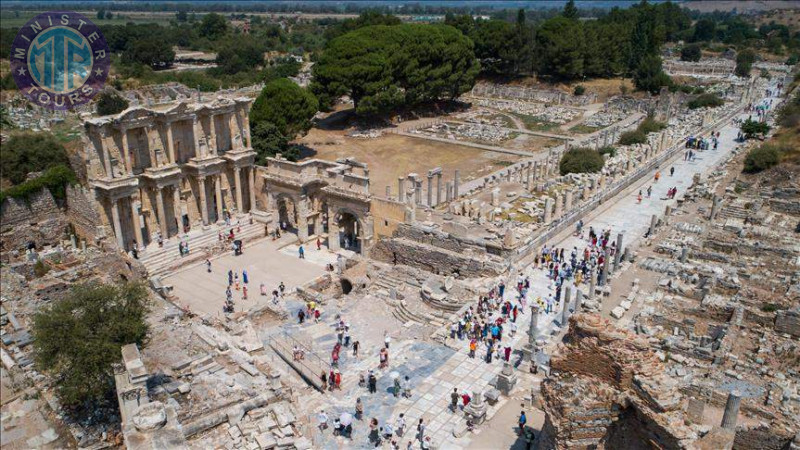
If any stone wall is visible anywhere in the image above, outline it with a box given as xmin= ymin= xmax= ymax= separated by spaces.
xmin=370 ymin=197 xmax=407 ymax=240
xmin=0 ymin=189 xmax=68 ymax=254
xmin=774 ymin=309 xmax=800 ymax=338
xmin=65 ymin=184 xmax=103 ymax=243
xmin=733 ymin=426 xmax=793 ymax=450
xmin=370 ymin=236 xmax=505 ymax=278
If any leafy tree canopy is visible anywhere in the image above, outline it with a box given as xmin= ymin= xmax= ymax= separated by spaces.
xmin=680 ymin=44 xmax=702 ymax=62
xmin=251 ymin=122 xmax=289 ymax=164
xmin=560 ymin=147 xmax=605 ymax=175
xmin=312 ymin=23 xmax=479 ymax=116
xmin=633 ymin=54 xmax=672 ymax=95
xmin=250 ymin=78 xmax=318 ymax=139
xmin=121 ymin=37 xmax=175 ymax=68
xmin=32 ymin=282 xmax=150 ymax=414
xmin=214 ymin=38 xmax=265 ymax=75
xmin=740 ymin=118 xmax=770 ymax=139
xmin=96 ymin=90 xmax=130 ymax=116
xmin=0 ymin=133 xmax=72 ymax=185
xmin=200 ymin=13 xmax=229 ymax=40
xmin=735 ymin=49 xmax=757 ymax=78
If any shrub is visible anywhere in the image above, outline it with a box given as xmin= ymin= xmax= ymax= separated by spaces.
xmin=33 ymin=260 xmax=50 ymax=278
xmin=680 ymin=44 xmax=702 ymax=62
xmin=637 ymin=116 xmax=667 ymax=134
xmin=786 ymin=54 xmax=798 ymax=66
xmin=95 ymin=90 xmax=129 ymax=116
xmin=559 ymin=147 xmax=605 ymax=175
xmin=598 ymin=146 xmax=617 ymax=157
xmin=687 ymin=93 xmax=724 ymax=109
xmin=573 ymin=85 xmax=586 ymax=96
xmin=740 ymin=119 xmax=771 ymax=139
xmin=735 ymin=49 xmax=756 ymax=78
xmin=0 ymin=165 xmax=78 ymax=204
xmin=32 ymin=282 xmax=150 ymax=415
xmin=618 ymin=130 xmax=647 ymax=145
xmin=761 ymin=303 xmax=779 ymax=313
xmin=743 ymin=145 xmax=780 ymax=173
xmin=0 ymin=133 xmax=72 ymax=185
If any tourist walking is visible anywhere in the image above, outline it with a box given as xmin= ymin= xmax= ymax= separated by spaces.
xmin=368 ymin=371 xmax=378 ymax=394
xmin=355 ymin=397 xmax=364 ymax=420
xmin=206 ymin=259 xmax=211 ymax=273
xmin=450 ymin=388 xmax=459 ymax=412
xmin=518 ymin=411 xmax=527 ymax=435
xmin=299 ymin=245 xmax=305 ymax=259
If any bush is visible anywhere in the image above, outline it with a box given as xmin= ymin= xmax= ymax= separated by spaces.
xmin=214 ymin=39 xmax=265 ymax=75
xmin=95 ymin=91 xmax=129 ymax=116
xmin=743 ymin=145 xmax=780 ymax=173
xmin=618 ymin=130 xmax=647 ymax=145
xmin=251 ymin=122 xmax=289 ymax=164
xmin=633 ymin=55 xmax=672 ymax=95
xmin=637 ymin=116 xmax=667 ymax=134
xmin=32 ymin=282 xmax=150 ymax=415
xmin=680 ymin=44 xmax=702 ymax=62
xmin=0 ymin=133 xmax=72 ymax=185
xmin=740 ymin=119 xmax=771 ymax=139
xmin=687 ymin=93 xmax=724 ymax=109
xmin=559 ymin=147 xmax=605 ymax=175
xmin=735 ymin=49 xmax=756 ymax=78
xmin=0 ymin=165 xmax=78 ymax=204
xmin=262 ymin=57 xmax=302 ymax=83
xmin=33 ymin=260 xmax=50 ymax=278
xmin=598 ymin=146 xmax=617 ymax=157
xmin=250 ymin=79 xmax=318 ymax=139
xmin=787 ymin=54 xmax=799 ymax=66
xmin=573 ymin=85 xmax=586 ymax=96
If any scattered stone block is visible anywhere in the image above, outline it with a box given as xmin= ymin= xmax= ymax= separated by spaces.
xmin=610 ymin=307 xmax=625 ymax=319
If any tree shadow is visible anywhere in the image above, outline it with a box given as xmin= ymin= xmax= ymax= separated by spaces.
xmin=292 ymin=144 xmax=318 ymax=159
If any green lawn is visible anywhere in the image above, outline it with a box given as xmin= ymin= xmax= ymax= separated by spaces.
xmin=511 ymin=113 xmax=562 ymax=134
xmin=0 ymin=10 xmax=173 ymax=28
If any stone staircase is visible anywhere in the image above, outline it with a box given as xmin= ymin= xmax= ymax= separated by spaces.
xmin=373 ymin=272 xmax=422 ymax=292
xmin=718 ymin=204 xmax=748 ymax=220
xmin=139 ymin=216 xmax=266 ymax=278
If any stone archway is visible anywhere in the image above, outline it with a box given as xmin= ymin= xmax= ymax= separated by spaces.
xmin=276 ymin=195 xmax=299 ymax=234
xmin=333 ymin=209 xmax=362 ymax=253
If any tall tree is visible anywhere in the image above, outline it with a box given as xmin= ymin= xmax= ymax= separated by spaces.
xmin=32 ymin=282 xmax=150 ymax=414
xmin=563 ymin=0 xmax=579 ymax=19
xmin=633 ymin=54 xmax=672 ymax=94
xmin=199 ymin=12 xmax=228 ymax=40
xmin=735 ymin=49 xmax=757 ymax=77
xmin=535 ymin=17 xmax=584 ymax=80
xmin=250 ymin=78 xmax=318 ymax=139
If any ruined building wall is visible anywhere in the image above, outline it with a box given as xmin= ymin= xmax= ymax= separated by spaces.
xmin=65 ymin=184 xmax=103 ymax=242
xmin=0 ymin=189 xmax=68 ymax=253
xmin=732 ymin=426 xmax=794 ymax=450
xmin=370 ymin=197 xmax=408 ymax=239
xmin=370 ymin=223 xmax=507 ymax=278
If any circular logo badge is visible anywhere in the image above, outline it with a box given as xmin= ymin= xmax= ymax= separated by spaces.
xmin=10 ymin=11 xmax=109 ymax=111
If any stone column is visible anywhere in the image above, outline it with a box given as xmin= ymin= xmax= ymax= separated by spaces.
xmin=721 ymin=391 xmax=741 ymax=430
xmin=165 ymin=122 xmax=176 ymax=164
xmin=248 ymin=167 xmax=257 ymax=212
xmin=296 ymin=199 xmax=309 ymax=242
xmin=328 ymin=206 xmax=340 ymax=251
xmin=101 ymin=133 xmax=113 ymax=178
xmin=565 ymin=190 xmax=573 ymax=210
xmin=436 ymin=173 xmax=442 ymax=205
xmin=193 ymin=117 xmax=205 ymax=158
xmin=243 ymin=117 xmax=251 ymax=148
xmin=427 ymin=174 xmax=433 ymax=206
xmin=229 ymin=112 xmax=239 ymax=150
xmin=198 ymin=176 xmax=209 ymax=226
xmin=529 ymin=306 xmax=539 ymax=344
xmin=208 ymin=114 xmax=217 ymax=155
xmin=649 ymin=214 xmax=658 ymax=236
xmin=415 ymin=180 xmax=422 ymax=205
xmin=130 ymin=198 xmax=144 ymax=248
xmin=385 ymin=186 xmax=391 ymax=197
xmin=613 ymin=232 xmax=624 ymax=272
xmin=710 ymin=195 xmax=721 ymax=221
xmin=544 ymin=197 xmax=553 ymax=223
xmin=120 ymin=127 xmax=133 ymax=175
xmin=589 ymin=270 xmax=596 ymax=300
xmin=446 ymin=182 xmax=453 ymax=202
xmin=554 ymin=194 xmax=563 ymax=218
xmin=601 ymin=248 xmax=610 ymax=286
xmin=234 ymin=166 xmax=243 ymax=213
xmin=397 ymin=177 xmax=405 ymax=203
xmin=664 ymin=205 xmax=672 ymax=225
xmin=680 ymin=246 xmax=689 ymax=263
xmin=453 ymin=170 xmax=460 ymax=198
xmin=145 ymin=126 xmax=157 ymax=168
xmin=156 ymin=187 xmax=168 ymax=238
xmin=561 ymin=287 xmax=571 ymax=325
xmin=491 ymin=188 xmax=500 ymax=207
xmin=172 ymin=184 xmax=181 ymax=227
xmin=110 ymin=198 xmax=125 ymax=249
xmin=215 ymin=175 xmax=224 ymax=222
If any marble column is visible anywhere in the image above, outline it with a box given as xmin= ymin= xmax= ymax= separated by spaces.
xmin=193 ymin=118 xmax=205 ymax=158
xmin=101 ymin=132 xmax=113 ymax=178
xmin=589 ymin=270 xmax=597 ymax=300
xmin=198 ymin=176 xmax=209 ymax=225
xmin=554 ymin=194 xmax=563 ymax=218
xmin=561 ymin=287 xmax=571 ymax=325
xmin=229 ymin=112 xmax=239 ymax=150
xmin=156 ymin=187 xmax=168 ymax=238
xmin=427 ymin=175 xmax=433 ymax=206
xmin=165 ymin=122 xmax=176 ymax=164
xmin=145 ymin=127 xmax=157 ymax=167
xmin=234 ymin=167 xmax=243 ymax=213
xmin=601 ymin=248 xmax=610 ymax=286
xmin=436 ymin=173 xmax=442 ymax=205
xmin=243 ymin=118 xmax=251 ymax=148
xmin=415 ymin=180 xmax=422 ymax=205
xmin=215 ymin=175 xmax=224 ymax=222
xmin=565 ymin=190 xmax=573 ymax=211
xmin=528 ymin=306 xmax=539 ymax=344
xmin=110 ymin=198 xmax=125 ymax=249
xmin=296 ymin=199 xmax=309 ymax=242
xmin=649 ymin=214 xmax=658 ymax=236
xmin=544 ymin=197 xmax=553 ymax=223
xmin=172 ymin=184 xmax=181 ymax=228
xmin=328 ymin=207 xmax=340 ymax=251
xmin=453 ymin=170 xmax=460 ymax=198
xmin=120 ymin=127 xmax=133 ymax=175
xmin=208 ymin=114 xmax=217 ymax=155
xmin=248 ymin=167 xmax=257 ymax=212
xmin=721 ymin=391 xmax=741 ymax=430
xmin=613 ymin=233 xmax=624 ymax=272
xmin=130 ymin=198 xmax=144 ymax=248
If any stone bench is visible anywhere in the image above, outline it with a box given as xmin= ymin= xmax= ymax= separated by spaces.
xmin=484 ymin=388 xmax=501 ymax=405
